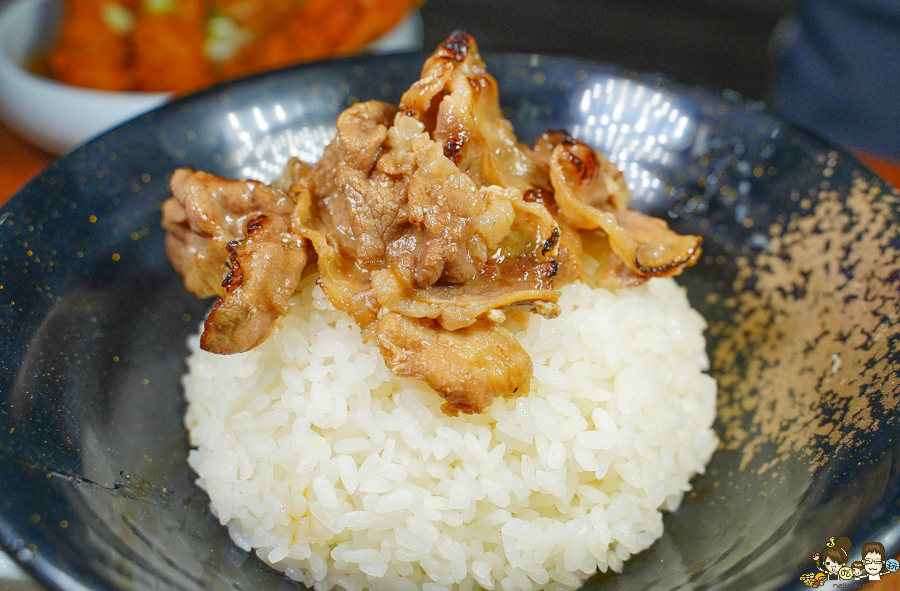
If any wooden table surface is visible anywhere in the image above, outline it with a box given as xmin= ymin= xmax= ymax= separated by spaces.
xmin=0 ymin=120 xmax=54 ymax=204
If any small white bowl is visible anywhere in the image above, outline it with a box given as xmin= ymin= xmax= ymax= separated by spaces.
xmin=0 ymin=0 xmax=423 ymax=154
xmin=0 ymin=0 xmax=170 ymax=154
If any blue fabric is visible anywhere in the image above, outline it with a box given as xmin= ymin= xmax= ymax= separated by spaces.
xmin=773 ymin=0 xmax=900 ymax=159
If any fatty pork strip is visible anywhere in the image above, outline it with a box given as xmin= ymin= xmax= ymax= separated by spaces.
xmin=161 ymin=30 xmax=702 ymax=416
xmin=542 ymin=133 xmax=702 ymax=281
xmin=161 ymin=168 xmax=308 ymax=354
xmin=399 ymin=31 xmax=545 ymax=192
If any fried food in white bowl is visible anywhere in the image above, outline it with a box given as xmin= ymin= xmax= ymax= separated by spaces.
xmin=0 ymin=0 xmax=170 ymax=153
xmin=0 ymin=0 xmax=422 ymax=153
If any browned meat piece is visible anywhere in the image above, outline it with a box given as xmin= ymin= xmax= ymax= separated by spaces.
xmin=546 ymin=219 xmax=585 ymax=286
xmin=546 ymin=135 xmax=702 ymax=280
xmin=170 ymin=168 xmax=297 ymax=239
xmin=161 ymin=168 xmax=309 ymax=355
xmin=339 ymin=165 xmax=409 ymax=265
xmin=370 ymin=253 xmax=561 ymax=331
xmin=406 ymin=146 xmax=488 ymax=287
xmin=161 ymin=168 xmax=299 ymax=298
xmin=579 ymin=231 xmax=646 ymax=289
xmin=293 ymin=176 xmax=382 ymax=328
xmin=270 ymin=157 xmax=313 ymax=195
xmin=364 ymin=312 xmax=532 ymax=415
xmin=307 ymin=101 xmax=401 ymax=262
xmin=400 ymin=31 xmax=544 ymax=192
xmin=544 ymin=133 xmax=629 ymax=222
xmin=201 ymin=215 xmax=308 ymax=354
xmin=365 ymin=191 xmax=564 ymax=330
xmin=614 ymin=209 xmax=703 ymax=276
xmin=337 ymin=101 xmax=398 ymax=172
xmin=161 ymin=196 xmax=218 ymax=298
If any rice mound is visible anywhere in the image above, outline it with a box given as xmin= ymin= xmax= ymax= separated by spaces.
xmin=183 ymin=269 xmax=718 ymax=591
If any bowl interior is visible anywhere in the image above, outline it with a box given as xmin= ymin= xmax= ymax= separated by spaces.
xmin=1 ymin=52 xmax=900 ymax=591
xmin=0 ymin=0 xmax=61 ymax=64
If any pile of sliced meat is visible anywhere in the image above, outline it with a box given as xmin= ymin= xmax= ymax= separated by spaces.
xmin=161 ymin=32 xmax=701 ymax=415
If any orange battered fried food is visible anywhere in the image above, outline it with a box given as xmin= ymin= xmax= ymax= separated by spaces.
xmin=132 ymin=0 xmax=213 ymax=93
xmin=223 ymin=0 xmax=420 ymax=79
xmin=47 ymin=0 xmax=136 ymax=91
xmin=211 ymin=0 xmax=310 ymax=31
xmin=44 ymin=0 xmax=420 ymax=93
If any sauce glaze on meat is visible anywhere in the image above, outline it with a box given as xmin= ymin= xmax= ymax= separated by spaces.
xmin=161 ymin=32 xmax=702 ymax=416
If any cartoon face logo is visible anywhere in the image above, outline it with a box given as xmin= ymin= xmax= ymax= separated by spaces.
xmin=864 ymin=552 xmax=884 ymax=575
xmin=862 ymin=541 xmax=887 ymax=576
xmin=811 ymin=538 xmax=895 ymax=581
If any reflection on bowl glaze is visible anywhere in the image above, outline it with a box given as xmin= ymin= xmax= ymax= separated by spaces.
xmin=0 ymin=52 xmax=899 ymax=591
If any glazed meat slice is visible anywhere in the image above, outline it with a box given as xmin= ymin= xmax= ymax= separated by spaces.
xmin=201 ymin=215 xmax=308 ymax=354
xmin=162 ymin=196 xmax=219 ymax=298
xmin=531 ymin=130 xmax=629 ymax=213
xmin=400 ymin=31 xmax=544 ymax=192
xmin=364 ymin=312 xmax=532 ymax=415
xmin=339 ymin=164 xmax=409 ymax=264
xmin=368 ymin=188 xmax=564 ymax=330
xmin=162 ymin=168 xmax=299 ymax=298
xmin=337 ymin=100 xmax=398 ymax=172
xmin=612 ymin=209 xmax=703 ymax=276
xmin=370 ymin=256 xmax=560 ymax=332
xmin=405 ymin=140 xmax=494 ymax=287
xmin=542 ymin=133 xmax=629 ymax=224
xmin=311 ymin=103 xmax=505 ymax=287
xmin=545 ymin=134 xmax=702 ymax=281
xmin=293 ymin=175 xmax=382 ymax=329
xmin=161 ymin=168 xmax=309 ymax=354
xmin=307 ymin=101 xmax=403 ymax=262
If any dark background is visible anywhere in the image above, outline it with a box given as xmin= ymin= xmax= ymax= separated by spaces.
xmin=418 ymin=0 xmax=795 ymax=101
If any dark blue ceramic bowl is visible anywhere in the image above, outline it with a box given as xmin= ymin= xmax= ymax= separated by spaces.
xmin=1 ymin=52 xmax=899 ymax=591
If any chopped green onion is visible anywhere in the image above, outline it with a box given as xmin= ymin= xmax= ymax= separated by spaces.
xmin=143 ymin=0 xmax=177 ymax=16
xmin=100 ymin=3 xmax=135 ymax=35
xmin=204 ymin=15 xmax=251 ymax=63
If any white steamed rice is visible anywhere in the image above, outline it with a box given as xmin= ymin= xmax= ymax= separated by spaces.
xmin=183 ymin=269 xmax=718 ymax=591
